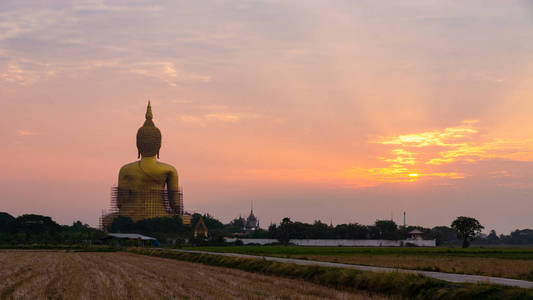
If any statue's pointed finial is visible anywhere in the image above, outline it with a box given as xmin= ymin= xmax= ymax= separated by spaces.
xmin=146 ymin=100 xmax=153 ymax=120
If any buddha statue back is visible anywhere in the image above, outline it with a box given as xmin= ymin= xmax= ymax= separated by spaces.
xmin=109 ymin=102 xmax=182 ymax=223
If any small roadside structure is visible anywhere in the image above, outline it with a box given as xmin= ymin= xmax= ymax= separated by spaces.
xmin=194 ymin=217 xmax=208 ymax=238
xmin=408 ymin=229 xmax=424 ymax=240
xmin=103 ymin=233 xmax=159 ymax=246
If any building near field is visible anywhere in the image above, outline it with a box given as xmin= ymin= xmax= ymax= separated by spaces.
xmin=103 ymin=233 xmax=159 ymax=246
xmin=407 ymin=229 xmax=424 ymax=240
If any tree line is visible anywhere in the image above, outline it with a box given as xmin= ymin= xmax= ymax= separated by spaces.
xmin=2 ymin=211 xmax=533 ymax=248
xmin=0 ymin=212 xmax=105 ymax=245
xmin=233 ymin=216 xmax=531 ymax=248
xmin=108 ymin=213 xmax=224 ymax=245
xmin=0 ymin=212 xmax=223 ymax=246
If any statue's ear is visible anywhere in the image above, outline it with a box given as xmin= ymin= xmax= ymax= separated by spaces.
xmin=138 ymin=151 xmax=141 ymax=159
xmin=157 ymin=150 xmax=160 ymax=159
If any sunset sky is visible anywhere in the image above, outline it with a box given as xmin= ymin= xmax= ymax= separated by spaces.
xmin=1 ymin=0 xmax=532 ymax=233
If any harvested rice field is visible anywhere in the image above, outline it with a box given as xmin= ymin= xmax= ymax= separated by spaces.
xmin=0 ymin=250 xmax=384 ymax=299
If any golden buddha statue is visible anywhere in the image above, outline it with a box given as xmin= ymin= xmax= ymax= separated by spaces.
xmin=114 ymin=101 xmax=182 ymax=221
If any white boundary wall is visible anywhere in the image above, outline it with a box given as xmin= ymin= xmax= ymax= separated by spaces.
xmin=224 ymin=238 xmax=436 ymax=247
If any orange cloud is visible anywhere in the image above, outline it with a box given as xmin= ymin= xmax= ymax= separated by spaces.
xmin=376 ymin=121 xmax=533 ymax=166
xmin=380 ymin=148 xmax=417 ymax=165
xmin=376 ymin=120 xmax=479 ymax=148
xmin=349 ymin=120 xmax=533 ymax=185
xmin=427 ymin=139 xmax=533 ymax=165
xmin=340 ymin=166 xmax=467 ymax=187
xmin=17 ymin=130 xmax=34 ymax=136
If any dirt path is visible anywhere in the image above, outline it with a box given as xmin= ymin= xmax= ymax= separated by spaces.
xmin=0 ymin=251 xmax=383 ymax=299
xmin=178 ymin=249 xmax=533 ymax=289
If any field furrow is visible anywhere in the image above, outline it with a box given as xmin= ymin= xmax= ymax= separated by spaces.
xmin=0 ymin=250 xmax=383 ymax=299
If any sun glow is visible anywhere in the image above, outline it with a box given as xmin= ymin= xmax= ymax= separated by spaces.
xmin=362 ymin=120 xmax=533 ymax=185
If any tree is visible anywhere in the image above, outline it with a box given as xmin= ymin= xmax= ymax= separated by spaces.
xmin=274 ymin=217 xmax=293 ymax=245
xmin=487 ymin=229 xmax=499 ymax=244
xmin=311 ymin=220 xmax=331 ymax=239
xmin=15 ymin=214 xmax=61 ymax=244
xmin=109 ymin=216 xmax=134 ymax=233
xmin=0 ymin=212 xmax=15 ymax=233
xmin=268 ymin=223 xmax=277 ymax=235
xmin=59 ymin=220 xmax=94 ymax=244
xmin=200 ymin=214 xmax=224 ymax=230
xmin=430 ymin=226 xmax=459 ymax=246
xmin=451 ymin=216 xmax=484 ymax=248
xmin=333 ymin=223 xmax=368 ymax=239
xmin=225 ymin=217 xmax=246 ymax=233
xmin=373 ymin=220 xmax=399 ymax=240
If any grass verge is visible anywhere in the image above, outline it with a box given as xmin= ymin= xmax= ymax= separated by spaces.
xmin=128 ymin=248 xmax=533 ymax=300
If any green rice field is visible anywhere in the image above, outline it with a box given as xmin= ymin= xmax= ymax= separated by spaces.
xmin=184 ymin=246 xmax=533 ymax=280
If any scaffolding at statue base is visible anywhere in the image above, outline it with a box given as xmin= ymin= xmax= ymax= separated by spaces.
xmin=100 ymin=187 xmax=183 ymax=230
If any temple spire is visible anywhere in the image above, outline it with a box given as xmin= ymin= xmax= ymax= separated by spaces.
xmin=146 ymin=100 xmax=153 ymax=120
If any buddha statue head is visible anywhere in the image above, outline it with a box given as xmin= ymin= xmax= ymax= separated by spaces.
xmin=136 ymin=101 xmax=161 ymax=158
